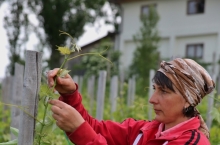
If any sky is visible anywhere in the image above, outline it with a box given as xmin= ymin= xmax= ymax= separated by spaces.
xmin=0 ymin=3 xmax=9 ymax=79
xmin=0 ymin=2 xmax=114 ymax=80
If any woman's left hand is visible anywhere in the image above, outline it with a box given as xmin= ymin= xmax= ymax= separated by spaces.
xmin=48 ymin=99 xmax=85 ymax=132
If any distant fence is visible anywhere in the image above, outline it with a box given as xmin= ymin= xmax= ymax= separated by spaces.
xmin=73 ymin=72 xmax=137 ymax=118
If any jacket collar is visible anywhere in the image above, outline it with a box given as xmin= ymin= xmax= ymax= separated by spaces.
xmin=158 ymin=117 xmax=200 ymax=140
xmin=141 ymin=117 xmax=200 ymax=140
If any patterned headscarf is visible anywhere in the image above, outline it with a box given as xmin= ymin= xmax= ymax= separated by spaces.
xmin=158 ymin=58 xmax=215 ymax=138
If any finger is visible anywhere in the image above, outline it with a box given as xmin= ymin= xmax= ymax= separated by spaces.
xmin=51 ymin=105 xmax=62 ymax=114
xmin=56 ymin=74 xmax=73 ymax=85
xmin=48 ymin=99 xmax=67 ymax=109
xmin=47 ymin=68 xmax=60 ymax=87
xmin=59 ymin=72 xmax=72 ymax=79
xmin=56 ymin=120 xmax=62 ymax=128
xmin=52 ymin=113 xmax=60 ymax=121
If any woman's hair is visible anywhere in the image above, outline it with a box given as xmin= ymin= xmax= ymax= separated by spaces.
xmin=152 ymin=71 xmax=195 ymax=118
xmin=182 ymin=106 xmax=196 ymax=118
xmin=152 ymin=71 xmax=175 ymax=92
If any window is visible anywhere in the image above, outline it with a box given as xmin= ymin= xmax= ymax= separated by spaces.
xmin=186 ymin=44 xmax=203 ymax=58
xmin=141 ymin=4 xmax=156 ymax=16
xmin=187 ymin=0 xmax=205 ymax=15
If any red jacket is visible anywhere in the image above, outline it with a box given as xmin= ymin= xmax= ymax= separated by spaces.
xmin=59 ymin=88 xmax=210 ymax=145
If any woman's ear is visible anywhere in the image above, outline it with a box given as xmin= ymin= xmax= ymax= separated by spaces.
xmin=184 ymin=102 xmax=190 ymax=108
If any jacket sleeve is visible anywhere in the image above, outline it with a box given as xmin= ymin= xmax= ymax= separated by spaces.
xmin=66 ymin=121 xmax=108 ymax=145
xmin=59 ymin=84 xmax=147 ymax=145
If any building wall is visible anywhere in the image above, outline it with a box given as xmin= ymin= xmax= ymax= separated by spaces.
xmin=118 ymin=0 xmax=220 ymax=73
xmin=175 ymin=34 xmax=218 ymax=61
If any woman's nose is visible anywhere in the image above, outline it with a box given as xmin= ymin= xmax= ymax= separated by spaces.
xmin=149 ymin=92 xmax=158 ymax=104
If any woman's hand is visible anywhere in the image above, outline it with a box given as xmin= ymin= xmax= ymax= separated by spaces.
xmin=47 ymin=68 xmax=76 ymax=94
xmin=49 ymin=99 xmax=85 ymax=132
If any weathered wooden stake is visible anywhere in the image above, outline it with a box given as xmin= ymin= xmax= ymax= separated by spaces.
xmin=96 ymin=71 xmax=107 ymax=120
xmin=1 ymin=76 xmax=13 ymax=122
xmin=218 ymin=54 xmax=220 ymax=95
xmin=131 ymin=76 xmax=136 ymax=105
xmin=206 ymin=74 xmax=217 ymax=129
xmin=79 ymin=76 xmax=83 ymax=93
xmin=206 ymin=52 xmax=218 ymax=129
xmin=148 ymin=69 xmax=155 ymax=120
xmin=110 ymin=75 xmax=118 ymax=115
xmin=18 ymin=50 xmax=42 ymax=145
xmin=73 ymin=75 xmax=79 ymax=84
xmin=127 ymin=76 xmax=136 ymax=106
xmin=217 ymin=75 xmax=220 ymax=95
xmin=119 ymin=71 xmax=125 ymax=98
xmin=10 ymin=63 xmax=24 ymax=139
xmin=127 ymin=79 xmax=132 ymax=106
xmin=87 ymin=75 xmax=95 ymax=115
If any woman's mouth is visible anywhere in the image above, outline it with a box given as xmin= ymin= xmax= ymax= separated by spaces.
xmin=154 ymin=109 xmax=161 ymax=114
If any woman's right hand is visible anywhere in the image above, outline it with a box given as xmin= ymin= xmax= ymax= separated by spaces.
xmin=48 ymin=99 xmax=85 ymax=132
xmin=47 ymin=68 xmax=76 ymax=94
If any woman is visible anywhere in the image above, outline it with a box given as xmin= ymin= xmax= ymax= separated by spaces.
xmin=47 ymin=58 xmax=215 ymax=145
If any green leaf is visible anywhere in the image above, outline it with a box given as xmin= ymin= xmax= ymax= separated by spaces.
xmin=41 ymin=141 xmax=51 ymax=145
xmin=0 ymin=139 xmax=18 ymax=145
xmin=211 ymin=107 xmax=220 ymax=123
xmin=35 ymin=122 xmax=43 ymax=132
xmin=43 ymin=116 xmax=56 ymax=134
xmin=56 ymin=46 xmax=71 ymax=55
xmin=10 ymin=127 xmax=19 ymax=137
xmin=39 ymin=84 xmax=59 ymax=99
xmin=58 ymin=69 xmax=71 ymax=78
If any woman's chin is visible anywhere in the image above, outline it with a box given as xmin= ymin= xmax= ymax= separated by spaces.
xmin=154 ymin=115 xmax=163 ymax=122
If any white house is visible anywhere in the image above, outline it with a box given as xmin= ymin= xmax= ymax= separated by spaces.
xmin=110 ymin=0 xmax=220 ymax=75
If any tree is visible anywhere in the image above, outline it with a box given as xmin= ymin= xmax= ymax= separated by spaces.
xmin=129 ymin=6 xmax=160 ymax=95
xmin=29 ymin=0 xmax=111 ymax=69
xmin=3 ymin=0 xmax=26 ymax=75
xmin=3 ymin=0 xmax=119 ymax=75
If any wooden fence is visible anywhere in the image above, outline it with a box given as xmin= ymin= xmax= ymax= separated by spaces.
xmin=1 ymin=50 xmax=42 ymax=145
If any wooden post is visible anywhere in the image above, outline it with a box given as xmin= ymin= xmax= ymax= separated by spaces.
xmin=217 ymin=75 xmax=220 ymax=95
xmin=1 ymin=76 xmax=13 ymax=110
xmin=127 ymin=76 xmax=136 ymax=106
xmin=148 ymin=69 xmax=155 ymax=120
xmin=119 ymin=71 xmax=124 ymax=98
xmin=206 ymin=52 xmax=218 ymax=129
xmin=110 ymin=75 xmax=118 ymax=115
xmin=96 ymin=71 xmax=107 ymax=120
xmin=131 ymin=76 xmax=136 ymax=105
xmin=127 ymin=78 xmax=132 ymax=106
xmin=87 ymin=75 xmax=95 ymax=114
xmin=10 ymin=63 xmax=24 ymax=140
xmin=1 ymin=76 xmax=13 ymax=122
xmin=18 ymin=50 xmax=42 ymax=145
xmin=73 ymin=75 xmax=79 ymax=84
xmin=79 ymin=76 xmax=83 ymax=93
xmin=217 ymin=54 xmax=220 ymax=95
xmin=206 ymin=74 xmax=217 ymax=129
xmin=73 ymin=75 xmax=80 ymax=93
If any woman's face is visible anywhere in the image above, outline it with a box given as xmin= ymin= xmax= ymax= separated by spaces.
xmin=149 ymin=83 xmax=188 ymax=128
